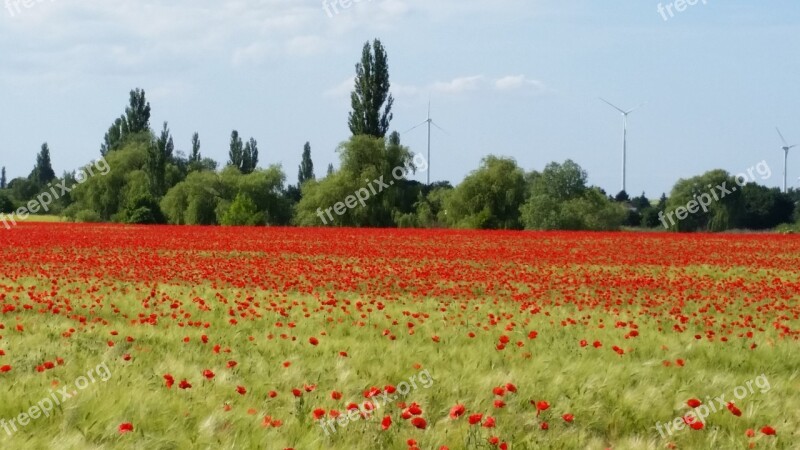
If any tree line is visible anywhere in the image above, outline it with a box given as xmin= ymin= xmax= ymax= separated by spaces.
xmin=1 ymin=39 xmax=798 ymax=232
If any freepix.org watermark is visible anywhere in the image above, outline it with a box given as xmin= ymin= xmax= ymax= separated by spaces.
xmin=657 ymin=0 xmax=708 ymax=22
xmin=1 ymin=361 xmax=112 ymax=436
xmin=318 ymin=369 xmax=434 ymax=435
xmin=315 ymin=153 xmax=428 ymax=225
xmin=4 ymin=0 xmax=56 ymax=18
xmin=322 ymin=0 xmax=375 ymax=18
xmin=658 ymin=160 xmax=771 ymax=229
xmin=655 ymin=374 xmax=771 ymax=438
xmin=0 ymin=157 xmax=110 ymax=230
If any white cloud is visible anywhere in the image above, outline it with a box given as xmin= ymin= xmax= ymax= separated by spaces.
xmin=431 ymin=75 xmax=485 ymax=94
xmin=494 ymin=75 xmax=547 ymax=92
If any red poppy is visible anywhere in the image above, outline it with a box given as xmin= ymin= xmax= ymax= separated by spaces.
xmin=411 ymin=417 xmax=427 ymax=429
xmin=687 ymin=398 xmax=702 ymax=408
xmin=381 ymin=415 xmax=392 ymax=430
xmin=118 ymin=423 xmax=134 ymax=434
xmin=449 ymin=404 xmax=466 ymax=419
xmin=760 ymin=426 xmax=776 ymax=436
xmin=202 ymin=370 xmax=215 ymax=380
xmin=562 ymin=413 xmax=574 ymax=422
xmin=726 ymin=402 xmax=742 ymax=417
xmin=468 ymin=413 xmax=483 ymax=425
xmin=236 ymin=385 xmax=247 ymax=395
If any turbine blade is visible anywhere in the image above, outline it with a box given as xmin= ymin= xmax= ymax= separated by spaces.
xmin=431 ymin=120 xmax=448 ymax=135
xmin=777 ymin=127 xmax=789 ymax=147
xmin=599 ymin=98 xmax=626 ymax=114
xmin=790 ymin=145 xmax=798 ymax=150
xmin=403 ymin=120 xmax=429 ymax=134
xmin=626 ymin=102 xmax=646 ymax=114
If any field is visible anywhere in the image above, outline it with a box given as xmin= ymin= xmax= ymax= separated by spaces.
xmin=0 ymin=223 xmax=798 ymax=450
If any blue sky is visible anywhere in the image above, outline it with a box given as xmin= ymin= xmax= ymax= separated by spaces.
xmin=1 ymin=0 xmax=798 ymax=197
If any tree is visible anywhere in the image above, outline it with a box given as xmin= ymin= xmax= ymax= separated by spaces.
xmin=327 ymin=163 xmax=334 ymax=177
xmin=348 ymin=39 xmax=394 ymax=138
xmin=190 ymin=133 xmax=201 ymax=163
xmin=298 ymin=142 xmax=315 ymax=185
xmin=228 ymin=130 xmax=244 ymax=170
xmin=1 ymin=166 xmax=6 ymax=189
xmin=146 ymin=122 xmax=174 ymax=197
xmin=664 ymin=170 xmax=743 ymax=232
xmin=520 ymin=160 xmax=626 ymax=231
xmin=241 ymin=137 xmax=259 ymax=174
xmin=221 ymin=193 xmax=264 ymax=226
xmin=738 ymin=184 xmax=794 ymax=230
xmin=30 ymin=143 xmax=56 ymax=187
xmin=101 ymin=88 xmax=151 ymax=155
xmin=443 ymin=156 xmax=527 ymax=229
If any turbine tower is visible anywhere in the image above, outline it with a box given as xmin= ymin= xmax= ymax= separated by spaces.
xmin=776 ymin=127 xmax=796 ymax=193
xmin=405 ymin=101 xmax=445 ymax=185
xmin=600 ymin=98 xmax=642 ymax=194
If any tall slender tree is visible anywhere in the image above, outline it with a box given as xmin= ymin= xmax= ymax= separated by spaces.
xmin=228 ymin=130 xmax=244 ymax=170
xmin=242 ymin=138 xmax=259 ymax=174
xmin=101 ymin=88 xmax=151 ymax=155
xmin=348 ymin=39 xmax=394 ymax=138
xmin=190 ymin=132 xmax=201 ymax=163
xmin=30 ymin=143 xmax=56 ymax=186
xmin=0 ymin=167 xmax=6 ymax=189
xmin=147 ymin=122 xmax=173 ymax=197
xmin=327 ymin=163 xmax=334 ymax=177
xmin=298 ymin=142 xmax=314 ymax=185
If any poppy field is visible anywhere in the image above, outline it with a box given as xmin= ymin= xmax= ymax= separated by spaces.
xmin=0 ymin=223 xmax=798 ymax=450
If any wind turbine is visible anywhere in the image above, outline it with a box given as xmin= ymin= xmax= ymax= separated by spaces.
xmin=404 ymin=101 xmax=446 ymax=185
xmin=600 ymin=98 xmax=643 ymax=194
xmin=776 ymin=127 xmax=796 ymax=193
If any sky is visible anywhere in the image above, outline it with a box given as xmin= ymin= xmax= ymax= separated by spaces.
xmin=1 ymin=0 xmax=799 ymax=197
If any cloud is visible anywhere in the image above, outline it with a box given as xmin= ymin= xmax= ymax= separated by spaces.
xmin=494 ymin=75 xmax=546 ymax=92
xmin=431 ymin=76 xmax=485 ymax=94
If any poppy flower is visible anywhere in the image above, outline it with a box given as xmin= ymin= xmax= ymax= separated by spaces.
xmin=309 ymin=337 xmax=319 ymax=346
xmin=202 ymin=370 xmax=215 ymax=380
xmin=482 ymin=416 xmax=496 ymax=428
xmin=118 ymin=423 xmax=134 ymax=434
xmin=760 ymin=426 xmax=776 ymax=436
xmin=541 ymin=421 xmax=549 ymax=430
xmin=178 ymin=380 xmax=192 ymax=389
xmin=449 ymin=404 xmax=466 ymax=419
xmin=468 ymin=414 xmax=483 ymax=425
xmin=411 ymin=417 xmax=427 ymax=429
xmin=0 ymin=365 xmax=10 ymax=373
xmin=726 ymin=402 xmax=742 ymax=417
xmin=535 ymin=401 xmax=550 ymax=416
xmin=562 ymin=413 xmax=574 ymax=423
xmin=236 ymin=386 xmax=247 ymax=395
xmin=381 ymin=415 xmax=392 ymax=430
xmin=687 ymin=398 xmax=702 ymax=408
xmin=331 ymin=391 xmax=342 ymax=400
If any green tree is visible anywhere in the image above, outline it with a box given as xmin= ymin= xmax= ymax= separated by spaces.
xmin=228 ymin=130 xmax=244 ymax=171
xmin=242 ymin=137 xmax=259 ymax=174
xmin=221 ymin=192 xmax=264 ymax=226
xmin=443 ymin=156 xmax=527 ymax=229
xmin=326 ymin=163 xmax=334 ymax=177
xmin=298 ymin=142 xmax=315 ymax=185
xmin=147 ymin=122 xmax=174 ymax=197
xmin=520 ymin=160 xmax=626 ymax=231
xmin=664 ymin=170 xmax=743 ymax=232
xmin=0 ymin=167 xmax=6 ymax=189
xmin=190 ymin=133 xmax=201 ymax=163
xmin=738 ymin=184 xmax=794 ymax=230
xmin=30 ymin=143 xmax=56 ymax=187
xmin=101 ymin=88 xmax=151 ymax=155
xmin=295 ymin=135 xmax=415 ymax=226
xmin=348 ymin=39 xmax=394 ymax=138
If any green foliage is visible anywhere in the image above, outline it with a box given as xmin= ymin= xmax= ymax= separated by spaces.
xmin=0 ymin=167 xmax=6 ymax=189
xmin=664 ymin=170 xmax=742 ymax=232
xmin=443 ymin=156 xmax=526 ymax=229
xmin=298 ymin=142 xmax=315 ymax=185
xmin=520 ymin=160 xmax=626 ymax=231
xmin=0 ymin=191 xmax=15 ymax=213
xmin=348 ymin=39 xmax=394 ymax=138
xmin=118 ymin=192 xmax=166 ymax=224
xmin=220 ymin=193 xmax=263 ymax=226
xmin=738 ymin=183 xmax=794 ymax=230
xmin=101 ymin=88 xmax=151 ymax=155
xmin=66 ymin=141 xmax=149 ymax=221
xmin=29 ymin=143 xmax=56 ymax=187
xmin=161 ymin=166 xmax=288 ymax=226
xmin=228 ymin=131 xmax=259 ymax=174
xmin=147 ymin=122 xmax=174 ymax=197
xmin=294 ymin=135 xmax=415 ymax=227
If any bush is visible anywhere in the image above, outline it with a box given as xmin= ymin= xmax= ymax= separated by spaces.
xmin=220 ymin=193 xmax=263 ymax=226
